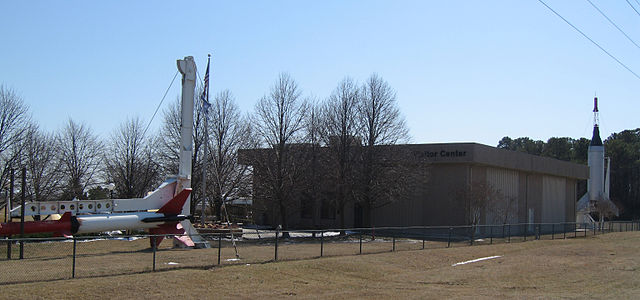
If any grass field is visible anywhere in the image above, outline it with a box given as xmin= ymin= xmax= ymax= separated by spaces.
xmin=1 ymin=231 xmax=639 ymax=299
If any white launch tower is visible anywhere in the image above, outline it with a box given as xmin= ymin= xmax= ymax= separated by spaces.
xmin=576 ymin=97 xmax=619 ymax=224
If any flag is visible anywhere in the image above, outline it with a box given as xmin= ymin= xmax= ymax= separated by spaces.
xmin=201 ymin=55 xmax=211 ymax=114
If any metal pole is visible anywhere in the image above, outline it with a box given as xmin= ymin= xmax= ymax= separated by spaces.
xmin=490 ymin=225 xmax=493 ymax=245
xmin=392 ymin=236 xmax=396 ymax=252
xmin=19 ymin=167 xmax=26 ymax=260
xmin=469 ymin=225 xmax=474 ymax=246
xmin=552 ymin=223 xmax=555 ymax=240
xmin=359 ymin=233 xmax=362 ymax=254
xmin=201 ymin=114 xmax=208 ymax=227
xmin=217 ymin=233 xmax=222 ymax=265
xmin=584 ymin=223 xmax=587 ymax=237
xmin=447 ymin=227 xmax=452 ymax=248
xmin=563 ymin=223 xmax=566 ymax=239
xmin=275 ymin=228 xmax=279 ymax=261
xmin=524 ymin=224 xmax=527 ymax=241
xmin=508 ymin=224 xmax=511 ymax=243
xmin=72 ymin=237 xmax=77 ymax=278
xmin=574 ymin=223 xmax=577 ymax=238
xmin=422 ymin=238 xmax=425 ymax=249
xmin=7 ymin=168 xmax=14 ymax=260
xmin=152 ymin=236 xmax=157 ymax=271
xmin=320 ymin=231 xmax=323 ymax=257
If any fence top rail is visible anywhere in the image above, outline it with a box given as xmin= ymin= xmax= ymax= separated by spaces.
xmin=3 ymin=220 xmax=637 ymax=242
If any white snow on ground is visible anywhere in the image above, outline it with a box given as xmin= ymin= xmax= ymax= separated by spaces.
xmin=241 ymin=229 xmax=340 ymax=239
xmin=452 ymin=255 xmax=502 ymax=266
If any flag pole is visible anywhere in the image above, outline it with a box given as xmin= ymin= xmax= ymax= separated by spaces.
xmin=201 ymin=54 xmax=211 ymax=227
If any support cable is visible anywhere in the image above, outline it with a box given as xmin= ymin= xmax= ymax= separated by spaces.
xmin=587 ymin=0 xmax=640 ymax=50
xmin=142 ymin=70 xmax=180 ymax=137
xmin=626 ymin=0 xmax=640 ymax=17
xmin=537 ymin=0 xmax=640 ymax=81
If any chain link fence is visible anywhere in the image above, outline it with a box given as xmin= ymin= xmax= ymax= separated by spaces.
xmin=1 ymin=220 xmax=638 ymax=285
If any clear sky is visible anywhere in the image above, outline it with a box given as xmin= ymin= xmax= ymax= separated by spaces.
xmin=1 ymin=0 xmax=639 ymax=146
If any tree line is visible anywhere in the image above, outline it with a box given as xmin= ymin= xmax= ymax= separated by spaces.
xmin=1 ymin=72 xmax=412 ymax=229
xmin=498 ymin=133 xmax=640 ymax=219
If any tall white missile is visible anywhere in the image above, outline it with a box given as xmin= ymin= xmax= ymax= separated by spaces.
xmin=577 ymin=97 xmax=618 ymax=223
xmin=588 ymin=97 xmax=604 ymax=205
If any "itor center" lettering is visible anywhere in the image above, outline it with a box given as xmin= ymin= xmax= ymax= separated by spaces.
xmin=413 ymin=150 xmax=467 ymax=158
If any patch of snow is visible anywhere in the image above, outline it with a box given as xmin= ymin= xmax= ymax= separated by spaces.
xmin=452 ymin=255 xmax=502 ymax=266
xmin=166 ymin=262 xmax=179 ymax=265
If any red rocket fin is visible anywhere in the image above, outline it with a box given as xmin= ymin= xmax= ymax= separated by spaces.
xmin=157 ymin=188 xmax=192 ymax=214
xmin=60 ymin=212 xmax=72 ymax=222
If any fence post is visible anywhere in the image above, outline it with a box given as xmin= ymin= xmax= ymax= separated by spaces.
xmin=524 ymin=224 xmax=527 ymax=241
xmin=152 ymin=236 xmax=157 ymax=272
xmin=584 ymin=223 xmax=587 ymax=237
xmin=72 ymin=237 xmax=77 ymax=278
xmin=507 ymin=224 xmax=511 ymax=243
xmin=217 ymin=233 xmax=222 ymax=265
xmin=19 ymin=167 xmax=26 ymax=260
xmin=469 ymin=225 xmax=474 ymax=246
xmin=552 ymin=223 xmax=555 ymax=240
xmin=320 ymin=230 xmax=323 ymax=257
xmin=490 ymin=225 xmax=493 ymax=245
xmin=274 ymin=228 xmax=279 ymax=261
xmin=422 ymin=238 xmax=425 ymax=250
xmin=574 ymin=223 xmax=577 ymax=238
xmin=447 ymin=227 xmax=452 ymax=248
xmin=6 ymin=237 xmax=10 ymax=260
xmin=359 ymin=233 xmax=363 ymax=254
xmin=392 ymin=236 xmax=396 ymax=252
xmin=563 ymin=223 xmax=566 ymax=239
xmin=536 ymin=224 xmax=540 ymax=240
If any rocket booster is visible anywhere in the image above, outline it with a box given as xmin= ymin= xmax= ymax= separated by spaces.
xmin=0 ymin=189 xmax=192 ymax=237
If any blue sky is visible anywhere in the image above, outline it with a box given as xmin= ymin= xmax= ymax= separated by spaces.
xmin=1 ymin=0 xmax=639 ymax=146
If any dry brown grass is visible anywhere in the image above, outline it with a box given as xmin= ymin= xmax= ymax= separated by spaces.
xmin=1 ymin=232 xmax=639 ymax=299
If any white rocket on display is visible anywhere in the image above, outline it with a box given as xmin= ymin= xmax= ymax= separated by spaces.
xmin=576 ymin=97 xmax=619 ymax=223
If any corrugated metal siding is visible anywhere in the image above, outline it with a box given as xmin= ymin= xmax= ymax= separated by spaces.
xmin=486 ymin=168 xmax=519 ymax=224
xmin=542 ymin=175 xmax=566 ymax=222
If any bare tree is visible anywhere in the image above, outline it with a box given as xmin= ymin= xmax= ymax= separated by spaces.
xmin=456 ymin=181 xmax=502 ymax=226
xmin=57 ymin=119 xmax=103 ymax=200
xmin=490 ymin=195 xmax=516 ymax=225
xmin=321 ymin=78 xmax=362 ymax=228
xmin=105 ymin=117 xmax=161 ymax=198
xmin=594 ymin=196 xmax=618 ymax=231
xmin=206 ymin=90 xmax=256 ymax=220
xmin=252 ymin=73 xmax=308 ymax=234
xmin=0 ymin=85 xmax=30 ymax=200
xmin=300 ymin=97 xmax=323 ymax=228
xmin=21 ymin=126 xmax=61 ymax=201
xmin=357 ymin=74 xmax=410 ymax=227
